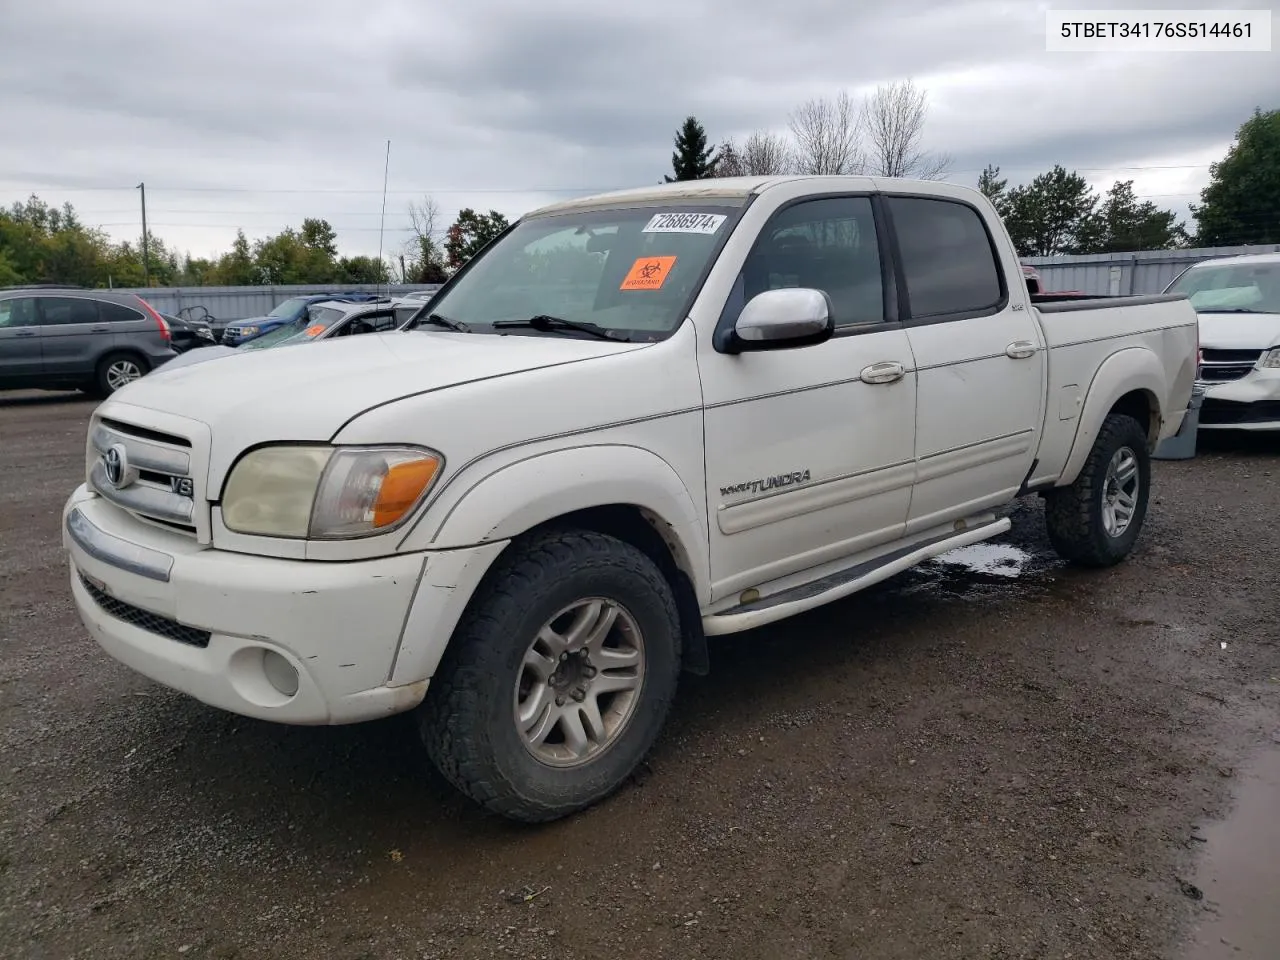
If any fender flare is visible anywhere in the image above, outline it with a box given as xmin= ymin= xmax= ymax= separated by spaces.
xmin=1058 ymin=347 xmax=1167 ymax=486
xmin=415 ymin=443 xmax=712 ymax=603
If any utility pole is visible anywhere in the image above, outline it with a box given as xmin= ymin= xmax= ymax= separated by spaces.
xmin=377 ymin=139 xmax=391 ymax=296
xmin=137 ymin=182 xmax=150 ymax=287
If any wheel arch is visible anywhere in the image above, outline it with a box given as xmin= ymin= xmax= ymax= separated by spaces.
xmin=1057 ymin=348 xmax=1166 ymax=486
xmin=401 ymin=445 xmax=713 ymax=677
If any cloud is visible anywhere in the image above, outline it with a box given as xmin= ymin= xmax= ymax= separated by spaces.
xmin=0 ymin=0 xmax=1273 ymax=259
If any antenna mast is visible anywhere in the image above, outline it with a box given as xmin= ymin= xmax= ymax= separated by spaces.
xmin=377 ymin=139 xmax=391 ymax=297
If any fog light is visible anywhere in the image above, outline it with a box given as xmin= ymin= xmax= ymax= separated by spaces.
xmin=262 ymin=649 xmax=299 ymax=697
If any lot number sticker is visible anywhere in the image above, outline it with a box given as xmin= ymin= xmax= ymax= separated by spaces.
xmin=642 ymin=212 xmax=726 ymax=235
xmin=620 ymin=256 xmax=677 ymax=290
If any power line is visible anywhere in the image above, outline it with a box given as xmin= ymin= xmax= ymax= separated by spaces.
xmin=0 ymin=163 xmax=1222 ymax=196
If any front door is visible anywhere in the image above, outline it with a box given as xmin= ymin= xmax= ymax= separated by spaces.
xmin=0 ymin=297 xmax=43 ymax=384
xmin=699 ymin=195 xmax=918 ymax=601
xmin=883 ymin=193 xmax=1046 ymax=535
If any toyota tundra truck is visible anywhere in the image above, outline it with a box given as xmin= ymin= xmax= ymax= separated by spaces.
xmin=62 ymin=175 xmax=1199 ymax=822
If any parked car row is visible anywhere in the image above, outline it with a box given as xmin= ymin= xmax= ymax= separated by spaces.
xmin=156 ymin=297 xmax=424 ymax=372
xmin=0 ymin=287 xmax=439 ymax=396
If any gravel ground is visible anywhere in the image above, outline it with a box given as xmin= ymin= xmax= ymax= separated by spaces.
xmin=1 ymin=390 xmax=1278 ymax=960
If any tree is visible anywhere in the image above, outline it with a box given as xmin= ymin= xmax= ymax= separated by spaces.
xmin=861 ymin=79 xmax=951 ymax=179
xmin=977 ymin=164 xmax=1010 ymax=219
xmin=665 ymin=116 xmax=718 ymax=182
xmin=741 ymin=130 xmax=794 ymax=175
xmin=713 ymin=139 xmax=744 ymax=177
xmin=445 ymin=208 xmax=510 ymax=271
xmin=300 ymin=218 xmax=338 ymax=258
xmin=1081 ymin=180 xmax=1189 ymax=253
xmin=1002 ymin=165 xmax=1099 ymax=257
xmin=1193 ymin=107 xmax=1280 ymax=246
xmin=336 ymin=255 xmax=389 ymax=284
xmin=406 ymin=196 xmax=449 ymax=283
xmin=787 ymin=90 xmax=863 ymax=175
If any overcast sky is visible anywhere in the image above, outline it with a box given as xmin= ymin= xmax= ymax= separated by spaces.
xmin=1 ymin=0 xmax=1276 ymax=265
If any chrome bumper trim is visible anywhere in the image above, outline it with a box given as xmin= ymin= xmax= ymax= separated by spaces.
xmin=66 ymin=507 xmax=174 ymax=583
xmin=89 ymin=460 xmax=194 ymax=524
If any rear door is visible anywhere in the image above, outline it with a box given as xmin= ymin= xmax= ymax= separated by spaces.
xmin=885 ymin=192 xmax=1046 ymax=535
xmin=0 ymin=297 xmax=43 ymax=383
xmin=35 ymin=295 xmax=105 ymax=377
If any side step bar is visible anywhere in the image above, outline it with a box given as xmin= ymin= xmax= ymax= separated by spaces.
xmin=701 ymin=516 xmax=1012 ymax=636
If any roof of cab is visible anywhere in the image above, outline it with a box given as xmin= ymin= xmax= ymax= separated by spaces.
xmin=526 ymin=176 xmax=794 ymax=217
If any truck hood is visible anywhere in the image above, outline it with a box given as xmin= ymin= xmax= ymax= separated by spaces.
xmin=1196 ymin=311 xmax=1280 ymax=351
xmin=107 ymin=331 xmax=647 ymax=444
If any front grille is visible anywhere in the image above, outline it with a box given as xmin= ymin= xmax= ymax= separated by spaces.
xmin=88 ymin=415 xmax=198 ymax=538
xmin=1200 ymin=398 xmax=1280 ymax=426
xmin=79 ymin=573 xmax=211 ymax=648
xmin=1198 ymin=348 xmax=1262 ymax=383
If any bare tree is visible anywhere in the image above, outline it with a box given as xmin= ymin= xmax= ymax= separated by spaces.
xmin=741 ymin=130 xmax=794 ymax=175
xmin=713 ymin=139 xmax=745 ymax=177
xmin=405 ymin=195 xmax=448 ymax=282
xmin=787 ymin=90 xmax=864 ymax=175
xmin=861 ymin=79 xmax=952 ymax=180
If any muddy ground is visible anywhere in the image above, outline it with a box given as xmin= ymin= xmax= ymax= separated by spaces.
xmin=1 ymin=390 xmax=1277 ymax=960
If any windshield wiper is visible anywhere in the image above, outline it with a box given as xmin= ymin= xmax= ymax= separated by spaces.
xmin=1202 ymin=308 xmax=1267 ymax=314
xmin=416 ymin=312 xmax=471 ymax=332
xmin=491 ymin=315 xmax=631 ymax=341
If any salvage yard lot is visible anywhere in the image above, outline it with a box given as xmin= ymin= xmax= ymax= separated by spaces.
xmin=2 ymin=391 xmax=1278 ymax=960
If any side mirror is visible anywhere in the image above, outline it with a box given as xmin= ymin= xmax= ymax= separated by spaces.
xmin=729 ymin=288 xmax=834 ymax=352
xmin=1025 ymin=276 xmax=1041 ymax=296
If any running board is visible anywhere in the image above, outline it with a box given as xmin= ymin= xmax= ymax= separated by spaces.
xmin=701 ymin=516 xmax=1012 ymax=636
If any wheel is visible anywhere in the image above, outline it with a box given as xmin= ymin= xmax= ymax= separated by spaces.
xmin=93 ymin=353 xmax=149 ymax=397
xmin=417 ymin=529 xmax=682 ymax=822
xmin=1044 ymin=413 xmax=1151 ymax=567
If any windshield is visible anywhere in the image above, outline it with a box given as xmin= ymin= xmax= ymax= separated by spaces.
xmin=416 ymin=202 xmax=745 ymax=339
xmin=267 ymin=297 xmax=310 ymax=319
xmin=1166 ymin=261 xmax=1280 ymax=314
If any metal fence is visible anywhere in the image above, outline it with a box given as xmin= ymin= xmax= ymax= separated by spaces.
xmin=1024 ymin=244 xmax=1280 ymax=296
xmin=106 ymin=283 xmax=443 ymax=325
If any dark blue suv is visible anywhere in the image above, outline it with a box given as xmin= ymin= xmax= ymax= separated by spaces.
xmin=220 ymin=293 xmax=381 ymax=345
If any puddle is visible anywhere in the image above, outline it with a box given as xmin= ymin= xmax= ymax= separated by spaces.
xmin=1179 ymin=744 xmax=1280 ymax=959
xmin=929 ymin=543 xmax=1031 ymax=578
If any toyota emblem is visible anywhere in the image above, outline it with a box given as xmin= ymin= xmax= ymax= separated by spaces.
xmin=103 ymin=444 xmax=130 ymax=488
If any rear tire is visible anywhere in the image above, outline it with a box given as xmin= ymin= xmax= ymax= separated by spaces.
xmin=92 ymin=352 xmax=149 ymax=397
xmin=1044 ymin=413 xmax=1151 ymax=567
xmin=417 ymin=529 xmax=682 ymax=822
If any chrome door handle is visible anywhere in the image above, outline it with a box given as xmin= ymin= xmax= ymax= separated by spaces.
xmin=1006 ymin=340 xmax=1037 ymax=359
xmin=860 ymin=361 xmax=905 ymax=384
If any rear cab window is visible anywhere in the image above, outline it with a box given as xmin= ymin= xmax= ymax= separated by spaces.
xmin=887 ymin=196 xmax=1005 ymax=320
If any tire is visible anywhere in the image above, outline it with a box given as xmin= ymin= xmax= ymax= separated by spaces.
xmin=1044 ymin=413 xmax=1151 ymax=567
xmin=417 ymin=529 xmax=682 ymax=822
xmin=92 ymin=352 xmax=149 ymax=397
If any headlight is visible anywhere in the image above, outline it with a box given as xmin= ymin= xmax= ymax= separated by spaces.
xmin=239 ymin=325 xmax=259 ymax=336
xmin=1259 ymin=347 xmax=1280 ymax=369
xmin=221 ymin=444 xmax=443 ymax=539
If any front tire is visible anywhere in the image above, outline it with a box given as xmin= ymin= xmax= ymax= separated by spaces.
xmin=417 ymin=529 xmax=682 ymax=822
xmin=1044 ymin=413 xmax=1151 ymax=567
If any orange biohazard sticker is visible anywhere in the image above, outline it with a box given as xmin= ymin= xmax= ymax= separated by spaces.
xmin=620 ymin=256 xmax=676 ymax=291
xmin=303 ymin=324 xmax=326 ymax=337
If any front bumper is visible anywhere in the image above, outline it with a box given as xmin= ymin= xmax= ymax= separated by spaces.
xmin=1199 ymin=368 xmax=1280 ymax=430
xmin=62 ymin=486 xmax=485 ymax=725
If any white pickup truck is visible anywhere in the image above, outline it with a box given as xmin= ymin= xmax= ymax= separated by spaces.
xmin=62 ymin=176 xmax=1198 ymax=822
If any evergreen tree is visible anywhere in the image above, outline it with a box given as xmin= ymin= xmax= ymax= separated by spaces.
xmin=665 ymin=116 xmax=718 ymax=182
